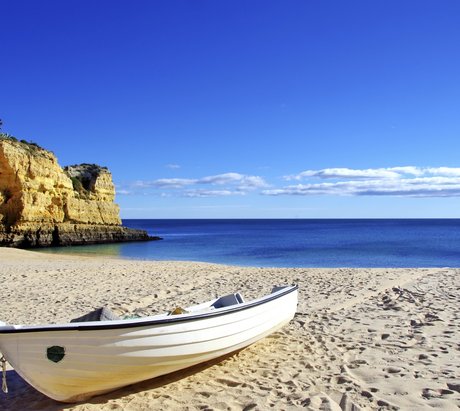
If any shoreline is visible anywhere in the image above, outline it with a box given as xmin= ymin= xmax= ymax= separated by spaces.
xmin=0 ymin=248 xmax=459 ymax=410
xmin=33 ymin=246 xmax=460 ymax=270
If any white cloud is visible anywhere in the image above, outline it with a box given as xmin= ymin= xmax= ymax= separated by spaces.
xmin=425 ymin=167 xmax=460 ymax=177
xmin=183 ymin=189 xmax=245 ymax=198
xmin=285 ymin=166 xmax=460 ymax=181
xmin=152 ymin=178 xmax=196 ymax=188
xmin=165 ymin=163 xmax=181 ymax=169
xmin=263 ymin=175 xmax=460 ymax=197
xmin=288 ymin=167 xmax=402 ymax=180
xmin=387 ymin=166 xmax=423 ymax=176
xmin=242 ymin=175 xmax=269 ymax=188
xmin=199 ymin=173 xmax=242 ymax=185
xmin=122 ymin=172 xmax=268 ymax=197
xmin=119 ymin=166 xmax=460 ymax=199
xmin=197 ymin=173 xmax=269 ymax=189
xmin=132 ymin=180 xmax=155 ymax=188
xmin=150 ymin=173 xmax=268 ymax=189
xmin=116 ymin=189 xmax=132 ymax=195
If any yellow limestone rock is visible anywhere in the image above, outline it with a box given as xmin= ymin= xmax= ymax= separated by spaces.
xmin=0 ymin=137 xmax=153 ymax=247
xmin=63 ymin=164 xmax=121 ymax=226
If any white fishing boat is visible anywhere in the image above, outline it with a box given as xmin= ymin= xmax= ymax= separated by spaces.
xmin=0 ymin=285 xmax=298 ymax=402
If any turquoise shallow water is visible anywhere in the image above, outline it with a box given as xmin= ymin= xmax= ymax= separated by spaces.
xmin=38 ymin=219 xmax=460 ymax=268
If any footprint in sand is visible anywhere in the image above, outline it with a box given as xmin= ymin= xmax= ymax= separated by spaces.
xmin=447 ymin=381 xmax=460 ymax=393
xmin=384 ymin=366 xmax=402 ymax=374
xmin=361 ymin=390 xmax=373 ymax=398
xmin=421 ymin=388 xmax=455 ymax=399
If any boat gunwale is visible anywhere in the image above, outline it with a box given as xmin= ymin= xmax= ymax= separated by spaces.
xmin=0 ymin=285 xmax=298 ymax=334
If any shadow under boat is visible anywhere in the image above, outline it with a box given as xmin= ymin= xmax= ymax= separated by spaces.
xmin=2 ymin=347 xmax=251 ymax=410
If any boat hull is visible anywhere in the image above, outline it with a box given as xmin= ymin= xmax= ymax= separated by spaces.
xmin=0 ymin=287 xmax=298 ymax=402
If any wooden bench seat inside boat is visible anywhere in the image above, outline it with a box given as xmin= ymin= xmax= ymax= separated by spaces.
xmin=70 ymin=307 xmax=120 ymax=323
xmin=212 ymin=293 xmax=244 ymax=308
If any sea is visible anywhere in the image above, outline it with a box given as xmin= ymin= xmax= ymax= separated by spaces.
xmin=38 ymin=219 xmax=460 ymax=268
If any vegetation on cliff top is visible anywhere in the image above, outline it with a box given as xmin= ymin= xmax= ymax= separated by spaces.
xmin=0 ymin=133 xmax=46 ymax=153
xmin=0 ymin=122 xmax=104 ymax=200
xmin=0 ymin=121 xmax=108 ymax=200
xmin=0 ymin=119 xmax=45 ymax=152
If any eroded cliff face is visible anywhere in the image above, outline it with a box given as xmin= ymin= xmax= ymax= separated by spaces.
xmin=0 ymin=137 xmax=153 ymax=247
xmin=63 ymin=164 xmax=122 ymax=226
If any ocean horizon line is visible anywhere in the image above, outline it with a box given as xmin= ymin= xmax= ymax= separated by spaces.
xmin=122 ymin=217 xmax=460 ymax=220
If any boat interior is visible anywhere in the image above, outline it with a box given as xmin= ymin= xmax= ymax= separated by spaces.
xmin=211 ymin=293 xmax=245 ymax=308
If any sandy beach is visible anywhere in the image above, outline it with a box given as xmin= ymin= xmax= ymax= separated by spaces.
xmin=0 ymin=248 xmax=459 ymax=410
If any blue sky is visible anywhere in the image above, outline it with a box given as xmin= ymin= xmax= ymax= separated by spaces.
xmin=2 ymin=1 xmax=460 ymax=218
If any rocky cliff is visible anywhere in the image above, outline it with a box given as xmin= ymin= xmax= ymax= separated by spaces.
xmin=0 ymin=136 xmax=155 ymax=247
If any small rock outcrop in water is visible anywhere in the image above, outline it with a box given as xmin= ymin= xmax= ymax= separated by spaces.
xmin=0 ymin=135 xmax=157 ymax=247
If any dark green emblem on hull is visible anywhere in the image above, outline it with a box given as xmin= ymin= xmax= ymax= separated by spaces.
xmin=47 ymin=346 xmax=65 ymax=363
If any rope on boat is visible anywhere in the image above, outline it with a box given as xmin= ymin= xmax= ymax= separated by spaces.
xmin=1 ymin=356 xmax=7 ymax=393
